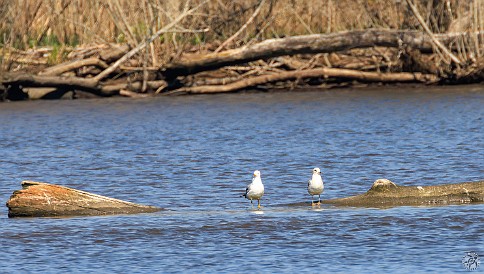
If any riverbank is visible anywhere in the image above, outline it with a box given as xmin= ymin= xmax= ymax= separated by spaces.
xmin=1 ymin=0 xmax=483 ymax=101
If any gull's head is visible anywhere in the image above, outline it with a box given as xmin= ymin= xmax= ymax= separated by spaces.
xmin=312 ymin=167 xmax=321 ymax=175
xmin=253 ymin=170 xmax=261 ymax=178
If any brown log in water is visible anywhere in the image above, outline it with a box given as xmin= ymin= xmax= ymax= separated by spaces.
xmin=321 ymin=179 xmax=484 ymax=207
xmin=6 ymin=181 xmax=161 ymax=218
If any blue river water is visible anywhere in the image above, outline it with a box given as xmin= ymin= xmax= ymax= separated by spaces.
xmin=0 ymin=86 xmax=483 ymax=273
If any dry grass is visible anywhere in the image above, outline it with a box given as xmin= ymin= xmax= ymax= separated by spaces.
xmin=0 ymin=0 xmax=483 ymax=66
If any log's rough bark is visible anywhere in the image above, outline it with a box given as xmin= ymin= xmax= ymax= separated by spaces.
xmin=6 ymin=181 xmax=162 ymax=218
xmin=320 ymin=179 xmax=484 ymax=207
xmin=99 ymin=44 xmax=130 ymax=63
xmin=161 ymin=29 xmax=474 ymax=78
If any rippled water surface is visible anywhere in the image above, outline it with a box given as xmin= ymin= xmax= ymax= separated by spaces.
xmin=0 ymin=86 xmax=483 ymax=273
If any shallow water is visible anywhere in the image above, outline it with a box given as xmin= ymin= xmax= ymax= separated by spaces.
xmin=0 ymin=86 xmax=483 ymax=273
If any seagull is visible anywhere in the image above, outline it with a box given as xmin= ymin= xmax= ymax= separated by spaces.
xmin=308 ymin=167 xmax=324 ymax=206
xmin=242 ymin=170 xmax=264 ymax=209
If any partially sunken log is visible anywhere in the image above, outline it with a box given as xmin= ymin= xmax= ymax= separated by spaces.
xmin=322 ymin=179 xmax=484 ymax=207
xmin=6 ymin=181 xmax=161 ymax=218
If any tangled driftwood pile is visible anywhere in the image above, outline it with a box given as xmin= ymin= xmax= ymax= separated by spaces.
xmin=1 ymin=0 xmax=484 ymax=101
xmin=1 ymin=28 xmax=484 ymax=100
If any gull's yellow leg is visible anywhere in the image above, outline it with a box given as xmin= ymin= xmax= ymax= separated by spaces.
xmin=316 ymin=194 xmax=321 ymax=206
xmin=257 ymin=199 xmax=261 ymax=209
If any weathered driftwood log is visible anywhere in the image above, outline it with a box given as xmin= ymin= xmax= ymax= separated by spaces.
xmin=3 ymin=74 xmax=104 ymax=94
xmin=2 ymin=74 xmax=168 ymax=98
xmin=6 ymin=181 xmax=161 ymax=218
xmin=161 ymin=29 xmax=479 ymax=78
xmin=99 ymin=44 xmax=130 ymax=63
xmin=36 ymin=45 xmax=130 ymax=77
xmin=166 ymin=68 xmax=439 ymax=95
xmin=321 ymin=179 xmax=484 ymax=207
xmin=39 ymin=57 xmax=109 ymax=76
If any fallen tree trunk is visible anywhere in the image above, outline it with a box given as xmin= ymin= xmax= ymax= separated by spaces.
xmin=99 ymin=44 xmax=130 ymax=63
xmin=39 ymin=57 xmax=109 ymax=76
xmin=3 ymin=74 xmax=105 ymax=94
xmin=6 ymin=181 xmax=162 ymax=218
xmin=321 ymin=179 xmax=484 ymax=207
xmin=161 ymin=29 xmax=480 ymax=78
xmin=2 ymin=74 xmax=169 ymax=97
xmin=3 ymin=73 xmax=168 ymax=99
xmin=167 ymin=68 xmax=439 ymax=95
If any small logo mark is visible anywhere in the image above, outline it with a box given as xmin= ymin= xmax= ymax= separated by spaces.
xmin=462 ymin=252 xmax=480 ymax=271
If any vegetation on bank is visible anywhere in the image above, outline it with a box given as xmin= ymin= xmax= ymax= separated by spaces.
xmin=0 ymin=0 xmax=483 ymax=100
xmin=2 ymin=0 xmax=482 ymax=63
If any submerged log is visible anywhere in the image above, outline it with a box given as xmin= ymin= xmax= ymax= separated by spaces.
xmin=6 ymin=181 xmax=161 ymax=218
xmin=322 ymin=179 xmax=484 ymax=207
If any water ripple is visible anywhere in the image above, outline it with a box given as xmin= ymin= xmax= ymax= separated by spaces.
xmin=0 ymin=87 xmax=483 ymax=273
